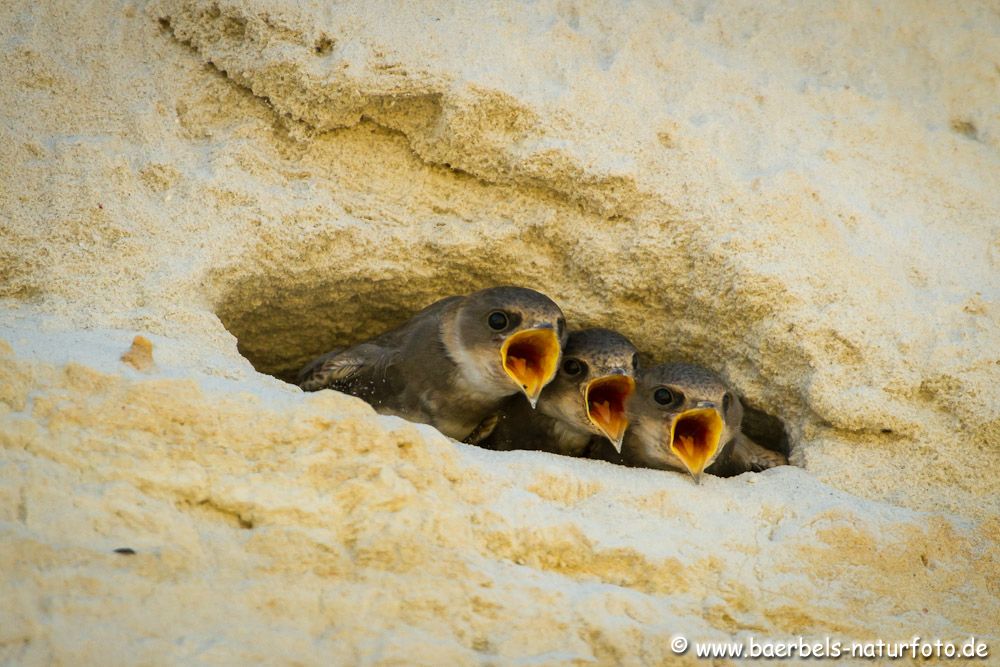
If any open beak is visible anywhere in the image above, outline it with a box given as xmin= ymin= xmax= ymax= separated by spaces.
xmin=668 ymin=408 xmax=724 ymax=478
xmin=500 ymin=327 xmax=561 ymax=407
xmin=585 ymin=374 xmax=635 ymax=452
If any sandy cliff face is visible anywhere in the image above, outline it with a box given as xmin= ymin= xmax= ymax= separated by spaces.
xmin=1 ymin=0 xmax=998 ymax=664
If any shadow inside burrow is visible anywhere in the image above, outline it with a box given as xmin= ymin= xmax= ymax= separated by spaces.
xmin=215 ymin=270 xmax=497 ymax=384
xmin=215 ymin=268 xmax=792 ymax=465
xmin=741 ymin=403 xmax=791 ymax=459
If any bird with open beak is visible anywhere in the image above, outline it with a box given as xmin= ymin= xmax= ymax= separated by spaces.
xmin=472 ymin=328 xmax=638 ymax=457
xmin=591 ymin=362 xmax=786 ymax=481
xmin=297 ymin=286 xmax=567 ymax=442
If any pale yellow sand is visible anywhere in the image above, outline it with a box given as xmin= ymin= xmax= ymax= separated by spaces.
xmin=1 ymin=1 xmax=998 ymax=663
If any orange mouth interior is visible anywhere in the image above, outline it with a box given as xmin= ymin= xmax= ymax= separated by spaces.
xmin=585 ymin=375 xmax=635 ymax=450
xmin=500 ymin=328 xmax=561 ymax=403
xmin=669 ymin=408 xmax=724 ymax=476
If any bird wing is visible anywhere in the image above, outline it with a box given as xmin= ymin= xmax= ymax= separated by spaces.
xmin=368 ymin=295 xmax=463 ymax=349
xmin=710 ymin=433 xmax=787 ymax=475
xmin=463 ymin=413 xmax=501 ymax=445
xmin=732 ymin=434 xmax=788 ymax=471
xmin=298 ymin=343 xmax=396 ymax=394
xmin=299 ymin=295 xmax=461 ymax=390
xmin=296 ymin=347 xmax=345 ymax=387
xmin=298 ymin=294 xmax=463 ymax=421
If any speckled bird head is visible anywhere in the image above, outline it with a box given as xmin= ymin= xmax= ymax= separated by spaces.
xmin=624 ymin=362 xmax=743 ymax=479
xmin=443 ymin=286 xmax=567 ymax=406
xmin=537 ymin=328 xmax=638 ymax=450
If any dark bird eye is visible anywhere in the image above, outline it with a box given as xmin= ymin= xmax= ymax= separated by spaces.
xmin=723 ymin=392 xmax=732 ymax=413
xmin=487 ymin=311 xmax=509 ymax=331
xmin=631 ymin=353 xmax=639 ymax=370
xmin=562 ymin=359 xmax=583 ymax=376
xmin=653 ymin=387 xmax=675 ymax=405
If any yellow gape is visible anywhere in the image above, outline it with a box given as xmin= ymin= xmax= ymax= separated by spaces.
xmin=668 ymin=408 xmax=724 ymax=477
xmin=500 ymin=328 xmax=561 ymax=407
xmin=585 ymin=375 xmax=635 ymax=451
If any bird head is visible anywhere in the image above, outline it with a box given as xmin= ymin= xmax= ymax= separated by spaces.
xmin=536 ymin=328 xmax=638 ymax=451
xmin=446 ymin=286 xmax=566 ymax=406
xmin=624 ymin=363 xmax=743 ymax=481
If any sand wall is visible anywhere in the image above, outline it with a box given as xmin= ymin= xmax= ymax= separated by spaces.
xmin=1 ymin=0 xmax=998 ymax=663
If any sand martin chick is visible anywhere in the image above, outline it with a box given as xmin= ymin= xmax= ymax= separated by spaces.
xmin=298 ymin=286 xmax=566 ymax=441
xmin=596 ymin=362 xmax=785 ymax=481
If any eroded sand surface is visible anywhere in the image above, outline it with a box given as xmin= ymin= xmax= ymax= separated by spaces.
xmin=2 ymin=1 xmax=999 ymax=664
